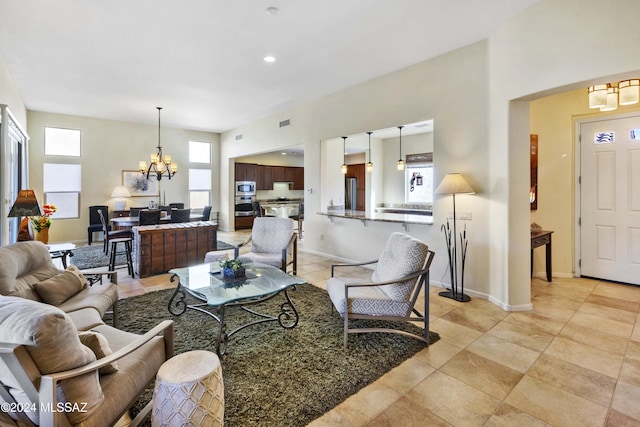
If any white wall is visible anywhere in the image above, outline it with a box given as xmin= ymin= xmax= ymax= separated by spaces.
xmin=221 ymin=40 xmax=490 ymax=299
xmin=488 ymin=0 xmax=640 ymax=308
xmin=27 ymin=111 xmax=220 ymax=243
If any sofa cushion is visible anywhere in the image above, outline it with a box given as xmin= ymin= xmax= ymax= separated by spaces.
xmin=57 ymin=283 xmax=118 ymax=317
xmin=67 ymin=307 xmax=105 ymax=331
xmin=0 ymin=296 xmax=104 ymax=424
xmin=0 ymin=241 xmax=59 ymax=301
xmin=79 ymin=331 xmax=119 ymax=374
xmin=32 ymin=270 xmax=86 ymax=305
xmin=66 ymin=264 xmax=89 ymax=287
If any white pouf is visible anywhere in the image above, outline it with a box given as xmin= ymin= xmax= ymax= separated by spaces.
xmin=204 ymin=250 xmax=230 ymax=263
xmin=152 ymin=350 xmax=224 ymax=427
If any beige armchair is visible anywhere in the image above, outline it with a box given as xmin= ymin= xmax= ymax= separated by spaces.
xmin=0 ymin=296 xmax=174 ymax=426
xmin=327 ymin=232 xmax=435 ymax=349
xmin=235 ymin=217 xmax=297 ymax=275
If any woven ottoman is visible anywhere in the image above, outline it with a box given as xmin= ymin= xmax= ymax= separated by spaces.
xmin=152 ymin=350 xmax=224 ymax=426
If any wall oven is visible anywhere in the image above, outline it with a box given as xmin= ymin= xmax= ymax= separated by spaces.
xmin=235 ymin=181 xmax=256 ymax=196
xmin=235 ymin=195 xmax=256 ymax=217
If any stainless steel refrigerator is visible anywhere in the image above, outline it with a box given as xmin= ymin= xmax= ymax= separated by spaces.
xmin=345 ymin=178 xmax=357 ymax=210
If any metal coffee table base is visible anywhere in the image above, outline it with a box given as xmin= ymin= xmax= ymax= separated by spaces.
xmin=168 ymin=276 xmax=300 ymax=356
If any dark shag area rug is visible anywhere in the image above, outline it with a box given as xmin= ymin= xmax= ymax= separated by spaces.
xmin=70 ymin=241 xmax=235 ymax=270
xmin=108 ymin=285 xmax=439 ymax=426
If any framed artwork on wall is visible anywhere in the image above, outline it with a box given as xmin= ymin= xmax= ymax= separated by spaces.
xmin=122 ymin=170 xmax=159 ymax=197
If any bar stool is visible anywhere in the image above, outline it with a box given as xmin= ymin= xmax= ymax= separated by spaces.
xmin=109 ymin=237 xmax=134 ymax=276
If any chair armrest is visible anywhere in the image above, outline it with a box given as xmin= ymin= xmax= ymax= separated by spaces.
xmin=234 ymin=235 xmax=252 ymax=258
xmin=331 ymin=259 xmax=378 ymax=277
xmin=82 ymin=270 xmax=118 ymax=286
xmin=43 ymin=320 xmax=174 ymax=382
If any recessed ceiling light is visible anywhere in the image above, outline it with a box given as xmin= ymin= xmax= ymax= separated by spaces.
xmin=266 ymin=7 xmax=280 ymax=15
xmin=281 ymin=152 xmax=287 ymax=155
xmin=264 ymin=56 xmax=276 ymax=63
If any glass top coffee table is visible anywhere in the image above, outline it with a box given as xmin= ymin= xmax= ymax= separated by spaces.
xmin=168 ymin=262 xmax=306 ymax=356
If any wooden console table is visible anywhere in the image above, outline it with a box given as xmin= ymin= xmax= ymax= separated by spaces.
xmin=531 ymin=230 xmax=553 ymax=282
xmin=133 ymin=221 xmax=218 ymax=278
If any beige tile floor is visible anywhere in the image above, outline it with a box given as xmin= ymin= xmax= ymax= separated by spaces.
xmin=111 ymin=230 xmax=640 ymax=426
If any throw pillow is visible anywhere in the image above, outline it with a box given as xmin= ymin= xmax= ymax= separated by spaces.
xmin=32 ymin=270 xmax=85 ymax=306
xmin=78 ymin=331 xmax=119 ymax=374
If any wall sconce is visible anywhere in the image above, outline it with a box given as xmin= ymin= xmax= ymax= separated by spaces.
xmin=397 ymin=126 xmax=405 ymax=171
xmin=366 ymin=131 xmax=373 ymax=173
xmin=341 ymin=136 xmax=348 ymax=174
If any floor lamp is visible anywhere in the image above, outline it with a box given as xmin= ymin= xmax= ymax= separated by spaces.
xmin=435 ymin=173 xmax=475 ymax=302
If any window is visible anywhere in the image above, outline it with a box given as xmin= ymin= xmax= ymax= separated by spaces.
xmin=404 ymin=153 xmax=433 ymax=204
xmin=189 ymin=140 xmax=212 ymax=209
xmin=189 ymin=141 xmax=211 ymax=163
xmin=189 ymin=169 xmax=211 ymax=209
xmin=43 ymin=163 xmax=81 ymax=218
xmin=45 ymin=127 xmax=81 ymax=156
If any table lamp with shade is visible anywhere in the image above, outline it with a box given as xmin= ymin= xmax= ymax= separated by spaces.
xmin=7 ymin=189 xmax=44 ymax=242
xmin=435 ymin=173 xmax=475 ymax=302
xmin=111 ymin=186 xmax=131 ymax=211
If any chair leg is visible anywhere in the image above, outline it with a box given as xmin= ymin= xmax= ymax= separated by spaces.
xmin=125 ymin=240 xmax=134 ymax=277
xmin=344 ymin=313 xmax=349 ymax=350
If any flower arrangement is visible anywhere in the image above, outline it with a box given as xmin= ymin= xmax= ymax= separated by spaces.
xmin=220 ymin=259 xmax=245 ymax=278
xmin=30 ymin=204 xmax=57 ymax=232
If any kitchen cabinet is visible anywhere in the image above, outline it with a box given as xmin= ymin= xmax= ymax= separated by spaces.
xmin=284 ymin=167 xmax=295 ymax=182
xmin=292 ymin=167 xmax=304 ymax=190
xmin=235 ymin=162 xmax=257 ymax=182
xmin=234 ymin=216 xmax=254 ymax=230
xmin=274 ymin=166 xmax=285 ymax=182
xmin=255 ymin=164 xmax=265 ymax=189
xmin=262 ymin=166 xmax=274 ymax=190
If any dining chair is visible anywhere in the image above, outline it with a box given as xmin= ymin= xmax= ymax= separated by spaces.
xmin=129 ymin=207 xmax=145 ymax=217
xmin=170 ymin=208 xmax=191 ymax=223
xmin=201 ymin=205 xmax=212 ymax=221
xmin=88 ymin=205 xmax=110 ymax=245
xmin=139 ymin=209 xmax=161 ymax=225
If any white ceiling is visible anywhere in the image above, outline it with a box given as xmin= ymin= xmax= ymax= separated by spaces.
xmin=0 ymin=0 xmax=539 ymax=133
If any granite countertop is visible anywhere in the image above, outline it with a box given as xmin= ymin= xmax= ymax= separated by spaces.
xmin=318 ymin=210 xmax=433 ymax=225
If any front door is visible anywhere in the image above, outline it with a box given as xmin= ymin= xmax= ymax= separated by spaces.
xmin=580 ymin=116 xmax=640 ymax=285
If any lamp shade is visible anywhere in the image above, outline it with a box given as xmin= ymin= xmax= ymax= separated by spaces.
xmin=435 ymin=173 xmax=475 ymax=195
xmin=111 ymin=186 xmax=131 ymax=198
xmin=7 ymin=190 xmax=43 ymax=217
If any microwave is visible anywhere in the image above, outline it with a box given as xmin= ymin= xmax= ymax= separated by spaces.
xmin=235 ymin=181 xmax=256 ymax=196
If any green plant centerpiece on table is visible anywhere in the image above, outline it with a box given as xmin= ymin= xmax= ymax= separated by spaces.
xmin=220 ymin=259 xmax=246 ymax=278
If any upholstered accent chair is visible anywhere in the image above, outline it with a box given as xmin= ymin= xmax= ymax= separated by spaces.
xmin=235 ymin=217 xmax=297 ymax=275
xmin=0 ymin=296 xmax=174 ymax=426
xmin=327 ymin=232 xmax=435 ymax=349
xmin=98 ymin=209 xmax=133 ymax=255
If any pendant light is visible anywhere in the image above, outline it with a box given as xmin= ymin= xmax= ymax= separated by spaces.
xmin=366 ymin=131 xmax=373 ymax=173
xmin=341 ymin=136 xmax=348 ymax=174
xmin=139 ymin=107 xmax=178 ymax=181
xmin=588 ymin=84 xmax=608 ymax=109
xmin=619 ymin=79 xmax=640 ymax=105
xmin=396 ymin=126 xmax=405 ymax=171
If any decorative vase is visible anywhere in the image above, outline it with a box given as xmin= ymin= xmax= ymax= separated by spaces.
xmin=34 ymin=227 xmax=49 ymax=244
xmin=223 ymin=266 xmax=245 ymax=278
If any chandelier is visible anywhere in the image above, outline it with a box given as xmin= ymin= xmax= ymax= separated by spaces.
xmin=139 ymin=107 xmax=177 ymax=180
xmin=588 ymin=79 xmax=639 ymax=111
